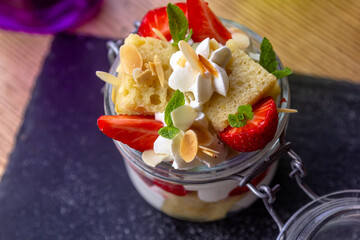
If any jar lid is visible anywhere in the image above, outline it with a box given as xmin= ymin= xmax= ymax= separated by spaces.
xmin=277 ymin=190 xmax=360 ymax=240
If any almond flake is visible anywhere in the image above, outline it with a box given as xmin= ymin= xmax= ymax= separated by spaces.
xmin=154 ymin=55 xmax=165 ymax=87
xmin=277 ymin=108 xmax=298 ymax=113
xmin=171 ymin=105 xmax=197 ymax=131
xmin=142 ymin=150 xmax=168 ymax=167
xmin=191 ymin=127 xmax=214 ymax=146
xmin=116 ymin=63 xmax=122 ymax=73
xmin=148 ymin=62 xmax=157 ymax=76
xmin=120 ymin=44 xmax=143 ymax=75
xmin=180 ymin=130 xmax=198 ymax=163
xmin=133 ymin=69 xmax=152 ymax=85
xmin=152 ymin=27 xmax=168 ymax=42
xmin=177 ymin=56 xmax=186 ymax=67
xmin=199 ymin=145 xmax=219 ymax=158
xmin=232 ymin=32 xmax=250 ymax=49
xmin=201 ymin=149 xmax=218 ymax=158
xmin=198 ymin=54 xmax=219 ymax=77
xmin=178 ymin=40 xmax=205 ymax=74
xmin=96 ymin=71 xmax=121 ymax=86
xmin=209 ymin=38 xmax=220 ymax=51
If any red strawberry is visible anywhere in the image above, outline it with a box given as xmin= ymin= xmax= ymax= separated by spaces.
xmin=228 ymin=169 xmax=269 ymax=196
xmin=137 ymin=2 xmax=188 ymax=41
xmin=97 ymin=115 xmax=164 ymax=152
xmin=153 ymin=179 xmax=188 ymax=196
xmin=187 ymin=0 xmax=232 ymax=44
xmin=220 ymin=97 xmax=278 ymax=152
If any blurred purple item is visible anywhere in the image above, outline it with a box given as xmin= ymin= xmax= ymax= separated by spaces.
xmin=0 ymin=0 xmax=103 ymax=34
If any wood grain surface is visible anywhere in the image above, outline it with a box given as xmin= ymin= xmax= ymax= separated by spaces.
xmin=0 ymin=0 xmax=359 ymax=179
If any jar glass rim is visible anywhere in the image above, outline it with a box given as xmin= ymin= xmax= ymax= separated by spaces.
xmin=277 ymin=189 xmax=360 ymax=240
xmin=103 ymin=18 xmax=291 ymax=184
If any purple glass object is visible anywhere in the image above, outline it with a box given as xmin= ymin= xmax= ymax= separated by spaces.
xmin=0 ymin=0 xmax=103 ymax=34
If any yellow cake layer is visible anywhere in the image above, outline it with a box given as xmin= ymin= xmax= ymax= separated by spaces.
xmin=203 ymin=39 xmax=279 ymax=131
xmin=112 ymin=34 xmax=177 ymax=115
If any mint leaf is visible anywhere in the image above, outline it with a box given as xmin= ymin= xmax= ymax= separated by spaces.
xmin=228 ymin=104 xmax=254 ymax=128
xmin=159 ymin=90 xmax=185 ymax=139
xmin=260 ymin=37 xmax=278 ymax=73
xmin=158 ymin=126 xmax=180 ymax=139
xmin=259 ymin=37 xmax=293 ymax=79
xmin=237 ymin=105 xmax=253 ymax=120
xmin=167 ymin=3 xmax=192 ymax=46
xmin=228 ymin=114 xmax=239 ymax=127
xmin=229 ymin=114 xmax=246 ymax=128
xmin=164 ymin=90 xmax=185 ymax=126
xmin=272 ymin=67 xmax=293 ymax=79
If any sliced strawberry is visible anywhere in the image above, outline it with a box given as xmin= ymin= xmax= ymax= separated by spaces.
xmin=220 ymin=97 xmax=278 ymax=152
xmin=137 ymin=2 xmax=188 ymax=41
xmin=187 ymin=0 xmax=232 ymax=44
xmin=228 ymin=169 xmax=269 ymax=196
xmin=97 ymin=115 xmax=164 ymax=152
xmin=153 ymin=179 xmax=188 ymax=196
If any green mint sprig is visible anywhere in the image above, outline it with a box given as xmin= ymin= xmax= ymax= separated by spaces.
xmin=259 ymin=37 xmax=292 ymax=79
xmin=158 ymin=126 xmax=180 ymax=139
xmin=228 ymin=104 xmax=254 ymax=128
xmin=158 ymin=90 xmax=185 ymax=139
xmin=167 ymin=3 xmax=193 ymax=46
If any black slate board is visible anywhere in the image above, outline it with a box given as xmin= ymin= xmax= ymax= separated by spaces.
xmin=0 ymin=33 xmax=359 ymax=240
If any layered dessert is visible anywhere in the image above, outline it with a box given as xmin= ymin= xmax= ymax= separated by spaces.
xmin=96 ymin=0 xmax=293 ymax=221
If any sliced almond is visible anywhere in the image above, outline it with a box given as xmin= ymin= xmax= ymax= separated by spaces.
xmin=154 ymin=55 xmax=165 ymax=87
xmin=152 ymin=27 xmax=168 ymax=42
xmin=120 ymin=44 xmax=143 ymax=75
xmin=133 ymin=69 xmax=152 ymax=85
xmin=232 ymin=32 xmax=250 ymax=49
xmin=277 ymin=108 xmax=298 ymax=113
xmin=144 ymin=62 xmax=149 ymax=69
xmin=116 ymin=63 xmax=122 ymax=73
xmin=178 ymin=40 xmax=205 ymax=74
xmin=171 ymin=105 xmax=197 ymax=131
xmin=201 ymin=149 xmax=218 ymax=158
xmin=96 ymin=71 xmax=121 ymax=86
xmin=180 ymin=130 xmax=198 ymax=163
xmin=177 ymin=56 xmax=186 ymax=68
xmin=198 ymin=54 xmax=219 ymax=77
xmin=191 ymin=127 xmax=214 ymax=146
xmin=148 ymin=62 xmax=157 ymax=76
xmin=142 ymin=150 xmax=168 ymax=167
xmin=199 ymin=145 xmax=219 ymax=158
xmin=209 ymin=38 xmax=220 ymax=51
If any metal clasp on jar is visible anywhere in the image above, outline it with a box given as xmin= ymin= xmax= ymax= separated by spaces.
xmin=227 ymin=131 xmax=319 ymax=232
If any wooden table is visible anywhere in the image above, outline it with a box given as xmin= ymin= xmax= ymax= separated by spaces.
xmin=0 ymin=0 xmax=359 ymax=179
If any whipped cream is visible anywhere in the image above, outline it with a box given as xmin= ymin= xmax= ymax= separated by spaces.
xmin=169 ymin=38 xmax=231 ymax=107
xmin=142 ymin=38 xmax=232 ymax=170
xmin=184 ymin=180 xmax=239 ymax=202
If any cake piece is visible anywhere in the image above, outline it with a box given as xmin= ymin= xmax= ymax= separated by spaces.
xmin=203 ymin=39 xmax=279 ymax=131
xmin=112 ymin=34 xmax=178 ymax=115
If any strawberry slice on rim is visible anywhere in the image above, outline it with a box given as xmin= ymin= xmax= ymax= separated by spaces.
xmin=187 ymin=0 xmax=232 ymax=44
xmin=137 ymin=2 xmax=188 ymax=41
xmin=220 ymin=97 xmax=278 ymax=152
xmin=97 ymin=115 xmax=164 ymax=152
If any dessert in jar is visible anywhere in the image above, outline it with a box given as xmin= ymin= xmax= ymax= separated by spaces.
xmin=96 ymin=0 xmax=293 ymax=222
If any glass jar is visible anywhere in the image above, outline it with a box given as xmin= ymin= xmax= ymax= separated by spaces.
xmin=277 ymin=190 xmax=360 ymax=240
xmin=103 ymin=19 xmax=291 ymax=222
